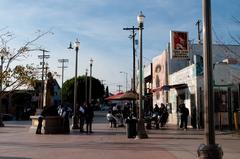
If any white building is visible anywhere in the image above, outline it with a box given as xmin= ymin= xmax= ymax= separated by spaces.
xmin=152 ymin=44 xmax=240 ymax=129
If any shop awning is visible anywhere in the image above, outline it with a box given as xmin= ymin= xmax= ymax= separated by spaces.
xmin=151 ymin=84 xmax=188 ymax=93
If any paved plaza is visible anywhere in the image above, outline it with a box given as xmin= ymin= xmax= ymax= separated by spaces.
xmin=0 ymin=111 xmax=240 ymax=159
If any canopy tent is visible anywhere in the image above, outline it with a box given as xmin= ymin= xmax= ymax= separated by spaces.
xmin=105 ymin=92 xmax=124 ymax=100
xmin=105 ymin=90 xmax=139 ymax=101
xmin=119 ymin=90 xmax=139 ymax=100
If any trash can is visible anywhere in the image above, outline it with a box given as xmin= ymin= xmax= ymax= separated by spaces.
xmin=126 ymin=117 xmax=137 ymax=138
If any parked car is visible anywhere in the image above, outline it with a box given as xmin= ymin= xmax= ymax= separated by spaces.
xmin=2 ymin=114 xmax=14 ymax=121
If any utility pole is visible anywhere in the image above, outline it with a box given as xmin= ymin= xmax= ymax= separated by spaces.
xmin=123 ymin=26 xmax=139 ymax=91
xmin=38 ymin=49 xmax=50 ymax=109
xmin=195 ymin=20 xmax=202 ymax=44
xmin=58 ymin=59 xmax=69 ymax=106
xmin=117 ymin=85 xmax=122 ymax=93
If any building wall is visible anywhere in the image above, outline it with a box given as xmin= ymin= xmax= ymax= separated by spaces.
xmin=152 ymin=50 xmax=167 ymax=105
xmin=168 ymin=64 xmax=198 ymax=125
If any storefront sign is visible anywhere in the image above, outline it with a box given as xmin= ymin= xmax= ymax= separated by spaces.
xmin=170 ymin=31 xmax=189 ymax=59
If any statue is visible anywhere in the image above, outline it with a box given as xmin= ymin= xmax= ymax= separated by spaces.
xmin=46 ymin=72 xmax=55 ymax=107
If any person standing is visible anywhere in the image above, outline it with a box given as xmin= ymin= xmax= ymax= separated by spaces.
xmin=179 ymin=103 xmax=189 ymax=129
xmin=79 ymin=103 xmax=86 ymax=133
xmin=85 ymin=103 xmax=94 ymax=134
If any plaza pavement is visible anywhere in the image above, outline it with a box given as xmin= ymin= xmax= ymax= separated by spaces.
xmin=0 ymin=111 xmax=240 ymax=159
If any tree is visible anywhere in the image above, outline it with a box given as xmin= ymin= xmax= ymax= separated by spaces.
xmin=0 ymin=27 xmax=53 ymax=126
xmin=62 ymin=75 xmax=105 ymax=107
xmin=0 ymin=28 xmax=53 ymax=94
xmin=11 ymin=91 xmax=33 ymax=120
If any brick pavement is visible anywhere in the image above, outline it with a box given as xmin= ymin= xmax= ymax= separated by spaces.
xmin=0 ymin=112 xmax=240 ymax=159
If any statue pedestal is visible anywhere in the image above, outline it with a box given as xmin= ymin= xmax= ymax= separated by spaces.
xmin=30 ymin=116 xmax=64 ymax=134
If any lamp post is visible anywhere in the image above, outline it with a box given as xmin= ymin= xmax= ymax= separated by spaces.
xmin=136 ymin=11 xmax=148 ymax=139
xmin=197 ymin=0 xmax=223 ymax=158
xmin=120 ymin=71 xmax=128 ymax=92
xmin=85 ymin=69 xmax=88 ymax=104
xmin=58 ymin=59 xmax=69 ymax=106
xmin=68 ymin=39 xmax=80 ymax=129
xmin=89 ymin=58 xmax=93 ymax=105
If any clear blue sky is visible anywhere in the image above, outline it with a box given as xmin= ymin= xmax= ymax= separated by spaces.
xmin=0 ymin=0 xmax=239 ymax=93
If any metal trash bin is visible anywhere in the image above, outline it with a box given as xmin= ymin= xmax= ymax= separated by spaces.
xmin=126 ymin=117 xmax=137 ymax=138
xmin=197 ymin=144 xmax=223 ymax=159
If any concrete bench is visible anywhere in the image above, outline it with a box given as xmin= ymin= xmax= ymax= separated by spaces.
xmin=30 ymin=115 xmax=64 ymax=134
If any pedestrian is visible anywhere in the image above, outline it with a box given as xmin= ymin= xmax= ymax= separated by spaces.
xmin=179 ymin=103 xmax=189 ymax=129
xmin=85 ymin=103 xmax=94 ymax=134
xmin=79 ymin=103 xmax=86 ymax=133
xmin=153 ymin=104 xmax=160 ymax=129
xmin=61 ymin=105 xmax=71 ymax=134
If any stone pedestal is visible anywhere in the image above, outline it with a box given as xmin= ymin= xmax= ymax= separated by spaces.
xmin=30 ymin=116 xmax=64 ymax=134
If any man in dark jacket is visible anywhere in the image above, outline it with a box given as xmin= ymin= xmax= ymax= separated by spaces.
xmin=85 ymin=104 xmax=94 ymax=134
xmin=179 ymin=103 xmax=189 ymax=129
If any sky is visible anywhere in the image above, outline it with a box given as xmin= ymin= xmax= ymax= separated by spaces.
xmin=0 ymin=0 xmax=239 ymax=93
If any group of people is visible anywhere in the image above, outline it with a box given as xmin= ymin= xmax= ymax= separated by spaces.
xmin=151 ymin=103 xmax=169 ymax=128
xmin=106 ymin=104 xmax=131 ymax=128
xmin=78 ymin=102 xmax=94 ymax=134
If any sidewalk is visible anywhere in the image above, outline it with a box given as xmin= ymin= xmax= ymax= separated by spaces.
xmin=0 ymin=113 xmax=240 ymax=159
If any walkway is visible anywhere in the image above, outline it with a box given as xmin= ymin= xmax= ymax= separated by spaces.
xmin=0 ymin=111 xmax=239 ymax=159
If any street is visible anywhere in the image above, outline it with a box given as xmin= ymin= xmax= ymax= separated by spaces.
xmin=0 ymin=111 xmax=240 ymax=159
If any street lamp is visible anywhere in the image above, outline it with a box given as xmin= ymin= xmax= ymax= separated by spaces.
xmin=136 ymin=11 xmax=148 ymax=139
xmin=120 ymin=71 xmax=128 ymax=92
xmin=89 ymin=58 xmax=93 ymax=105
xmin=85 ymin=68 xmax=88 ymax=104
xmin=58 ymin=59 xmax=69 ymax=106
xmin=68 ymin=39 xmax=80 ymax=129
xmin=197 ymin=0 xmax=223 ymax=158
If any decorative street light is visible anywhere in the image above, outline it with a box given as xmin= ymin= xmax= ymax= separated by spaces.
xmin=136 ymin=11 xmax=148 ymax=139
xmin=120 ymin=71 xmax=128 ymax=92
xmin=68 ymin=39 xmax=80 ymax=129
xmin=85 ymin=68 xmax=88 ymax=104
xmin=58 ymin=59 xmax=69 ymax=106
xmin=89 ymin=58 xmax=93 ymax=105
xmin=197 ymin=0 xmax=223 ymax=158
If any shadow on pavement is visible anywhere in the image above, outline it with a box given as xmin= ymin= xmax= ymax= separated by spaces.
xmin=0 ymin=157 xmax=31 ymax=159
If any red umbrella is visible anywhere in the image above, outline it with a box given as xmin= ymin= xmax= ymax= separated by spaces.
xmin=105 ymin=92 xmax=124 ymax=100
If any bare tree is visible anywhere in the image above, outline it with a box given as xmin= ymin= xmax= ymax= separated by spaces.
xmin=0 ymin=28 xmax=53 ymax=96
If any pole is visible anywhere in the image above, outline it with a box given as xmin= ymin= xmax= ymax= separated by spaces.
xmin=136 ymin=12 xmax=148 ymax=139
xmin=117 ymin=85 xmax=122 ymax=93
xmin=123 ymin=26 xmax=138 ymax=91
xmin=85 ymin=69 xmax=88 ymax=104
xmin=38 ymin=49 xmax=50 ymax=109
xmin=120 ymin=71 xmax=128 ymax=92
xmin=197 ymin=0 xmax=223 ymax=158
xmin=72 ymin=46 xmax=79 ymax=129
xmin=89 ymin=59 xmax=93 ymax=105
xmin=196 ymin=20 xmax=202 ymax=44
xmin=0 ymin=56 xmax=4 ymax=127
xmin=58 ymin=59 xmax=68 ymax=106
